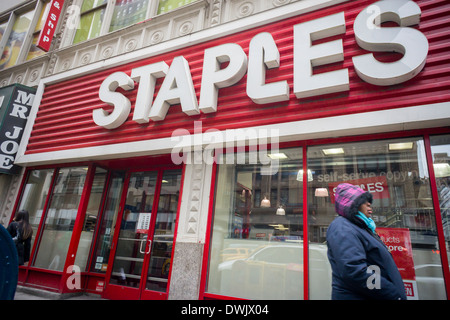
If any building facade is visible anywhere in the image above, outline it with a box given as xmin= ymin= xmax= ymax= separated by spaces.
xmin=0 ymin=0 xmax=449 ymax=300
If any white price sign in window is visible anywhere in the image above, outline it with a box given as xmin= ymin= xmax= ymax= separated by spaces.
xmin=137 ymin=213 xmax=151 ymax=234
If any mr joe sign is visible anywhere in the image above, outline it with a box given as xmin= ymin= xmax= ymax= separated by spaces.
xmin=0 ymin=85 xmax=36 ymax=174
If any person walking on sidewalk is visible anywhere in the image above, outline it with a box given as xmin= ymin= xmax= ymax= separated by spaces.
xmin=7 ymin=210 xmax=33 ymax=266
xmin=326 ymin=183 xmax=406 ymax=300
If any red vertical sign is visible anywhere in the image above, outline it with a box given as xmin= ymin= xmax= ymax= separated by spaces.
xmin=37 ymin=0 xmax=64 ymax=52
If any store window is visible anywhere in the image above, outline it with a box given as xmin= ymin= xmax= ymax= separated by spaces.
xmin=74 ymin=167 xmax=108 ymax=271
xmin=430 ymin=134 xmax=450 ymax=276
xmin=89 ymin=172 xmax=125 ymax=273
xmin=0 ymin=8 xmax=36 ymax=70
xmin=307 ymin=137 xmax=447 ymax=300
xmin=207 ymin=148 xmax=304 ymax=299
xmin=15 ymin=168 xmax=54 ymax=258
xmin=33 ymin=167 xmax=88 ymax=271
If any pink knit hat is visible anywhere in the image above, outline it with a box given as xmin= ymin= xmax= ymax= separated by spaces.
xmin=334 ymin=183 xmax=373 ymax=221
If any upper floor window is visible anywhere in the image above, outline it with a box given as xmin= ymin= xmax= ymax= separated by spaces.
xmin=0 ymin=21 xmax=8 ymax=43
xmin=27 ymin=0 xmax=52 ymax=61
xmin=0 ymin=0 xmax=53 ymax=71
xmin=0 ymin=8 xmax=36 ymax=70
xmin=109 ymin=0 xmax=150 ymax=32
xmin=72 ymin=0 xmax=108 ymax=44
xmin=157 ymin=0 xmax=196 ymax=14
xmin=71 ymin=0 xmax=199 ymax=45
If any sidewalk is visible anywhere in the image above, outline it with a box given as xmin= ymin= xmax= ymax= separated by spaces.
xmin=13 ymin=286 xmax=105 ymax=300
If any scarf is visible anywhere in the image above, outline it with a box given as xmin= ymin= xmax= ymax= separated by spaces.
xmin=356 ymin=211 xmax=376 ymax=233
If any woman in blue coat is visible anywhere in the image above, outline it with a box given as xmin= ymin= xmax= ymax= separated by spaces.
xmin=326 ymin=183 xmax=407 ymax=300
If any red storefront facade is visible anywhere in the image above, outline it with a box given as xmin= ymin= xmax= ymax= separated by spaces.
xmin=9 ymin=0 xmax=450 ymax=299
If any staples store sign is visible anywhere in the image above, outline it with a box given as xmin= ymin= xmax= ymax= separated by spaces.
xmin=329 ymin=176 xmax=390 ymax=204
xmin=93 ymin=0 xmax=428 ymax=129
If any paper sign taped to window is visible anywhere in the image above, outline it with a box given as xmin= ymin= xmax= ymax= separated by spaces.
xmin=137 ymin=213 xmax=151 ymax=233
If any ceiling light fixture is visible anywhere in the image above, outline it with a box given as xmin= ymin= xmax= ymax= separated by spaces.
xmin=388 ymin=142 xmax=414 ymax=150
xmin=267 ymin=153 xmax=288 ymax=160
xmin=322 ymin=148 xmax=344 ymax=155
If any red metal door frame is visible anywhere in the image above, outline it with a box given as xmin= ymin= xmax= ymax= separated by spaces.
xmin=60 ymin=164 xmax=96 ymax=293
xmin=424 ymin=134 xmax=450 ymax=299
xmin=103 ymin=166 xmax=183 ymax=300
xmin=102 ymin=171 xmax=135 ymax=299
xmin=11 ymin=164 xmax=103 ymax=293
xmin=12 ymin=168 xmax=58 ymax=289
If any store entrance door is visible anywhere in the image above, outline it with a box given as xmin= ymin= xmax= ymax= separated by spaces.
xmin=103 ymin=168 xmax=183 ymax=300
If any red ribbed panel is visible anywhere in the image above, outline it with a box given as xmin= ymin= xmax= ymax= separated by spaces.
xmin=26 ymin=0 xmax=450 ymax=154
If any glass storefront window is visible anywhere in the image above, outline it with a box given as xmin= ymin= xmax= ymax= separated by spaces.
xmin=74 ymin=167 xmax=108 ymax=272
xmin=90 ymin=172 xmax=125 ymax=273
xmin=33 ymin=167 xmax=88 ymax=271
xmin=430 ymin=134 xmax=450 ymax=276
xmin=207 ymin=148 xmax=304 ymax=300
xmin=0 ymin=8 xmax=35 ymax=70
xmin=73 ymin=0 xmax=107 ymax=44
xmin=16 ymin=169 xmax=55 ymax=260
xmin=307 ymin=137 xmax=447 ymax=300
xmin=109 ymin=0 xmax=149 ymax=32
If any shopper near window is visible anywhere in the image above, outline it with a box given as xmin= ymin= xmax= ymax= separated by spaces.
xmin=7 ymin=210 xmax=33 ymax=266
xmin=326 ymin=183 xmax=406 ymax=300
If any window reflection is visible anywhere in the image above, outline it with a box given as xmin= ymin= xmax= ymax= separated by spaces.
xmin=73 ymin=0 xmax=107 ymax=44
xmin=430 ymin=134 xmax=450 ymax=277
xmin=109 ymin=171 xmax=157 ymax=287
xmin=16 ymin=169 xmax=54 ymax=263
xmin=109 ymin=0 xmax=149 ymax=32
xmin=157 ymin=0 xmax=196 ymax=15
xmin=74 ymin=167 xmax=107 ymax=271
xmin=146 ymin=170 xmax=182 ymax=292
xmin=308 ymin=137 xmax=447 ymax=300
xmin=26 ymin=0 xmax=51 ymax=61
xmin=90 ymin=172 xmax=125 ymax=273
xmin=33 ymin=167 xmax=88 ymax=271
xmin=0 ymin=9 xmax=35 ymax=69
xmin=207 ymin=148 xmax=305 ymax=300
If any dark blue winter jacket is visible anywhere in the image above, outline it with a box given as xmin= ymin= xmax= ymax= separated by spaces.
xmin=327 ymin=183 xmax=407 ymax=300
xmin=327 ymin=216 xmax=407 ymax=300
